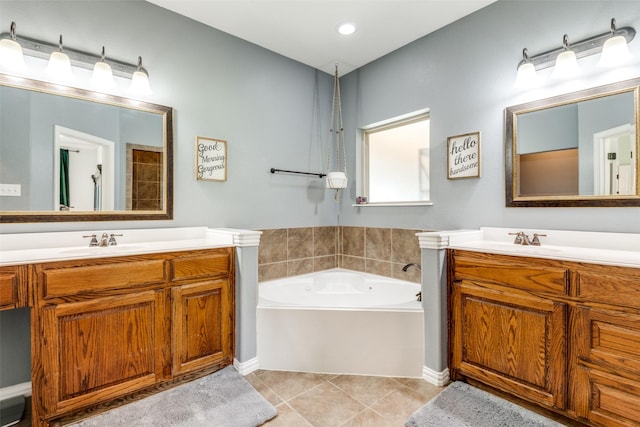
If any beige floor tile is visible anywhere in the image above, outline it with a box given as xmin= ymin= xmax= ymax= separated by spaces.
xmin=264 ymin=403 xmax=313 ymax=426
xmin=393 ymin=377 xmax=446 ymax=401
xmin=330 ymin=375 xmax=405 ymax=406
xmin=340 ymin=408 xmax=406 ymax=427
xmin=244 ymin=373 xmax=283 ymax=407
xmin=288 ymin=382 xmax=366 ymax=427
xmin=369 ymin=387 xmax=431 ymax=419
xmin=256 ymin=371 xmax=326 ymax=401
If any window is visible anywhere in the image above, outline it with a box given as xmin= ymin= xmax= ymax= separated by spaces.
xmin=359 ymin=111 xmax=430 ymax=205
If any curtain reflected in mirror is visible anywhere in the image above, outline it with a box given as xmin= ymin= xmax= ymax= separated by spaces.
xmin=59 ymin=148 xmax=70 ymax=210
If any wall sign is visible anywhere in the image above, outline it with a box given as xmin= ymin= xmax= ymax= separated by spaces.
xmin=447 ymin=131 xmax=480 ymax=179
xmin=195 ymin=136 xmax=227 ymax=181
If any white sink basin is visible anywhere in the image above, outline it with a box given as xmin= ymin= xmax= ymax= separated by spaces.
xmin=60 ymin=245 xmax=151 ymax=256
xmin=460 ymin=241 xmax=562 ymax=255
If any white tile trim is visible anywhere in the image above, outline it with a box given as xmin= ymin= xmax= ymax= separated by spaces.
xmin=422 ymin=366 xmax=449 ymax=386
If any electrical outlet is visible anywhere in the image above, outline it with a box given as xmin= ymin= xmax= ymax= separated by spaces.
xmin=0 ymin=183 xmax=21 ymax=196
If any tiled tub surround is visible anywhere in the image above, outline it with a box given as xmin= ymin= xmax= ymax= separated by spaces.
xmin=258 ymin=226 xmax=425 ymax=283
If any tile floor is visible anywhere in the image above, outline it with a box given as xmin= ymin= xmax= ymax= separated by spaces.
xmin=245 ymin=370 xmax=445 ymax=427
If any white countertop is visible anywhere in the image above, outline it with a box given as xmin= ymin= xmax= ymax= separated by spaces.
xmin=418 ymin=227 xmax=640 ymax=269
xmin=0 ymin=227 xmax=261 ymax=266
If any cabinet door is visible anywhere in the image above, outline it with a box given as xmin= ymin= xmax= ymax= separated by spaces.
xmin=451 ymin=281 xmax=567 ymax=409
xmin=171 ymin=279 xmax=233 ymax=376
xmin=573 ymin=306 xmax=640 ymax=426
xmin=38 ymin=290 xmax=167 ymax=417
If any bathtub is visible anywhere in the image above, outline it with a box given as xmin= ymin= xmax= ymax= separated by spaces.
xmin=257 ymin=268 xmax=424 ymax=377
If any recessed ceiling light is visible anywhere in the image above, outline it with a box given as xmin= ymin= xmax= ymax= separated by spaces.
xmin=337 ymin=22 xmax=357 ymax=36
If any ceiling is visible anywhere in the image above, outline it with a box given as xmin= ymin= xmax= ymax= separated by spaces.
xmin=147 ymin=0 xmax=496 ymax=75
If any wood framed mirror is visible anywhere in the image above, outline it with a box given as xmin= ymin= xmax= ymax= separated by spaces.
xmin=505 ymin=77 xmax=639 ymax=207
xmin=0 ymin=73 xmax=173 ymax=222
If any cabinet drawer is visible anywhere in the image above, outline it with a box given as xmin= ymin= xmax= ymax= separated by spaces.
xmin=576 ymin=265 xmax=640 ymax=309
xmin=170 ymin=249 xmax=232 ymax=281
xmin=575 ymin=368 xmax=640 ymax=427
xmin=39 ymin=259 xmax=167 ymax=298
xmin=0 ymin=272 xmax=18 ymax=309
xmin=0 ymin=266 xmax=27 ymax=310
xmin=451 ymin=250 xmax=569 ymax=295
xmin=575 ymin=306 xmax=640 ymax=376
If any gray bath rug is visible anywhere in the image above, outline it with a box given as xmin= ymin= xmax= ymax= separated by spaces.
xmin=406 ymin=381 xmax=563 ymax=427
xmin=68 ymin=366 xmax=277 ymax=427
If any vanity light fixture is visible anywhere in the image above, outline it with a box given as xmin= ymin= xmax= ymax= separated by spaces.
xmin=45 ymin=35 xmax=74 ymax=81
xmin=90 ymin=46 xmax=116 ymax=90
xmin=129 ymin=56 xmax=152 ymax=95
xmin=551 ymin=35 xmax=581 ymax=79
xmin=514 ymin=17 xmax=635 ymax=88
xmin=599 ymin=18 xmax=632 ymax=67
xmin=0 ymin=21 xmax=152 ymax=95
xmin=0 ymin=22 xmax=26 ymax=72
xmin=514 ymin=48 xmax=538 ymax=89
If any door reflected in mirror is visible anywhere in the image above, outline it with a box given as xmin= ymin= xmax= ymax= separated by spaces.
xmin=505 ymin=78 xmax=640 ymax=207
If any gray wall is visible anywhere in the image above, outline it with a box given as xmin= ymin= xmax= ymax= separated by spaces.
xmin=1 ymin=0 xmax=336 ymax=234
xmin=338 ymin=0 xmax=640 ymax=232
xmin=1 ymin=0 xmax=640 ymax=388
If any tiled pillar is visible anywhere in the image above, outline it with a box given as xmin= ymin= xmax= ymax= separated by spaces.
xmin=416 ymin=230 xmax=481 ymax=386
xmin=207 ymin=228 xmax=262 ymax=375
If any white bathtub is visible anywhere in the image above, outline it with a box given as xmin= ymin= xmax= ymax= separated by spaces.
xmin=257 ymin=268 xmax=424 ymax=377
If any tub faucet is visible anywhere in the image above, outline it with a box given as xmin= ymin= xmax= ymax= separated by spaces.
xmin=401 ymin=263 xmax=421 ymax=272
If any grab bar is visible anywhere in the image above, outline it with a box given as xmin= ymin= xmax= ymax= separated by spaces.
xmin=270 ymin=168 xmax=326 ymax=178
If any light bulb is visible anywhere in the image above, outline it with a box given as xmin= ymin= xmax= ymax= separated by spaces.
xmin=0 ymin=22 xmax=26 ymax=73
xmin=514 ymin=49 xmax=538 ymax=89
xmin=90 ymin=47 xmax=116 ymax=90
xmin=552 ymin=50 xmax=581 ymax=79
xmin=552 ymin=35 xmax=580 ymax=79
xmin=129 ymin=57 xmax=152 ymax=95
xmin=45 ymin=36 xmax=74 ymax=81
xmin=599 ymin=35 xmax=631 ymax=67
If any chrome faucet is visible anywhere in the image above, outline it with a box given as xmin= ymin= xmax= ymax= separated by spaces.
xmin=401 ymin=263 xmax=421 ymax=272
xmin=530 ymin=233 xmax=546 ymax=246
xmin=83 ymin=234 xmax=99 ymax=247
xmin=82 ymin=233 xmax=122 ymax=247
xmin=108 ymin=233 xmax=122 ymax=246
xmin=99 ymin=233 xmax=110 ymax=247
xmin=509 ymin=231 xmax=546 ymax=246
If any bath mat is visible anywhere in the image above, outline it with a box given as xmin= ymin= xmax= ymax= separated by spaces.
xmin=68 ymin=366 xmax=277 ymax=427
xmin=406 ymin=381 xmax=563 ymax=427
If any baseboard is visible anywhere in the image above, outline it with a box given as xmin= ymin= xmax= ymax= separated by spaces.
xmin=234 ymin=357 xmax=259 ymax=375
xmin=422 ymin=366 xmax=449 ymax=386
xmin=0 ymin=382 xmax=31 ymax=400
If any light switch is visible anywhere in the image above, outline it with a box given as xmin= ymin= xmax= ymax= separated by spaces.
xmin=0 ymin=183 xmax=21 ymax=196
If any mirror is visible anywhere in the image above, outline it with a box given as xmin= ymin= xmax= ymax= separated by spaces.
xmin=0 ymin=74 xmax=173 ymax=222
xmin=505 ymin=77 xmax=640 ymax=207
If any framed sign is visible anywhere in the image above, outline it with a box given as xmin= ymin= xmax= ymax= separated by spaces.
xmin=196 ymin=136 xmax=227 ymax=181
xmin=447 ymin=131 xmax=480 ymax=179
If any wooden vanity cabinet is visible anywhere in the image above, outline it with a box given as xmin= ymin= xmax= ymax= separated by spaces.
xmin=30 ymin=247 xmax=234 ymax=426
xmin=448 ymin=249 xmax=640 ymax=427
xmin=449 ymin=250 xmax=568 ymax=410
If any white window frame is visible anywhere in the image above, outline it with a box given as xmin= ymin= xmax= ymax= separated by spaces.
xmin=355 ymin=109 xmax=432 ymax=206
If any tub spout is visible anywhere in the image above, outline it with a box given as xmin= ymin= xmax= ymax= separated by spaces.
xmin=402 ymin=263 xmax=421 ymax=272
